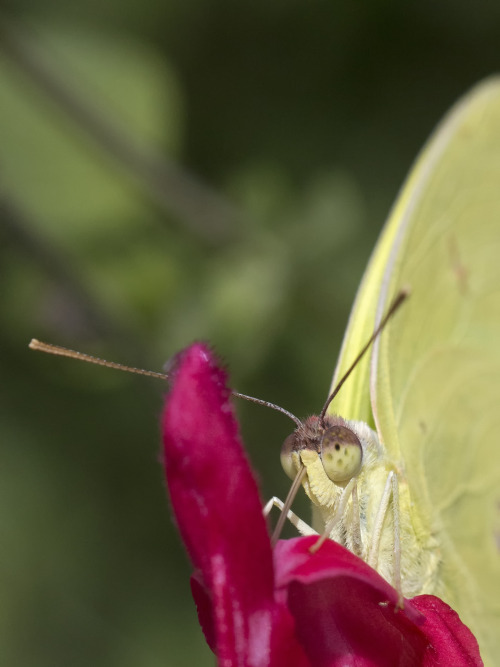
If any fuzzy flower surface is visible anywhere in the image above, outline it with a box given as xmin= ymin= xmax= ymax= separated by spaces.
xmin=161 ymin=343 xmax=483 ymax=667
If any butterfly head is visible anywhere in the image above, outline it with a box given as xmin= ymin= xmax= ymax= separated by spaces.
xmin=281 ymin=415 xmax=363 ymax=492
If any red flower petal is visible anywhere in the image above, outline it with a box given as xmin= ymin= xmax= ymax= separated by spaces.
xmin=162 ymin=344 xmax=272 ymax=595
xmin=162 ymin=343 xmax=310 ymax=666
xmin=412 ymin=596 xmax=483 ymax=666
xmin=274 ymin=538 xmax=482 ymax=666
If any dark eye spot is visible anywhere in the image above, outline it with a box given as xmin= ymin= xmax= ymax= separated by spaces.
xmin=335 ymin=443 xmax=340 ymax=451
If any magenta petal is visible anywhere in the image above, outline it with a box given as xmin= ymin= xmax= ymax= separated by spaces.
xmin=162 ymin=344 xmax=272 ymax=594
xmin=411 ymin=595 xmax=482 ymax=666
xmin=275 ymin=537 xmax=481 ymax=667
xmin=162 ymin=343 xmax=310 ymax=666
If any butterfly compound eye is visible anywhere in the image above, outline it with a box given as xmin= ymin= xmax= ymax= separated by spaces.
xmin=280 ymin=433 xmax=298 ymax=480
xmin=321 ymin=425 xmax=362 ymax=483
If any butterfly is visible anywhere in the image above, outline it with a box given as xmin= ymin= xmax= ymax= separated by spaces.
xmin=274 ymin=77 xmax=500 ymax=665
xmin=30 ymin=77 xmax=500 ymax=665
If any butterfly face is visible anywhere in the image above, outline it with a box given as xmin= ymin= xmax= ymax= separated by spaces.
xmin=281 ymin=416 xmax=363 ymax=485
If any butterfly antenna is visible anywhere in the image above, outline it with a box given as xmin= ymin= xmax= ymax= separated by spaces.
xmin=232 ymin=391 xmax=302 ymax=427
xmin=29 ymin=339 xmax=169 ymax=379
xmin=318 ymin=288 xmax=409 ymax=426
xmin=29 ymin=339 xmax=303 ymax=426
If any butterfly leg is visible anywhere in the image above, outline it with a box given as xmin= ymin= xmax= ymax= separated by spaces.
xmin=263 ymin=497 xmax=318 ymax=536
xmin=367 ymin=471 xmax=403 ymax=605
xmin=350 ymin=482 xmax=363 ymax=557
xmin=391 ymin=473 xmax=402 ymax=605
xmin=310 ymin=477 xmax=358 ymax=552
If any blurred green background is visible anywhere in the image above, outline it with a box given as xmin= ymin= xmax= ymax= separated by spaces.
xmin=1 ymin=3 xmax=499 ymax=665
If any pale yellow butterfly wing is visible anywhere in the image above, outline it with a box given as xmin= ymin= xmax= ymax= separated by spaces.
xmin=330 ymin=78 xmax=500 ymax=664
